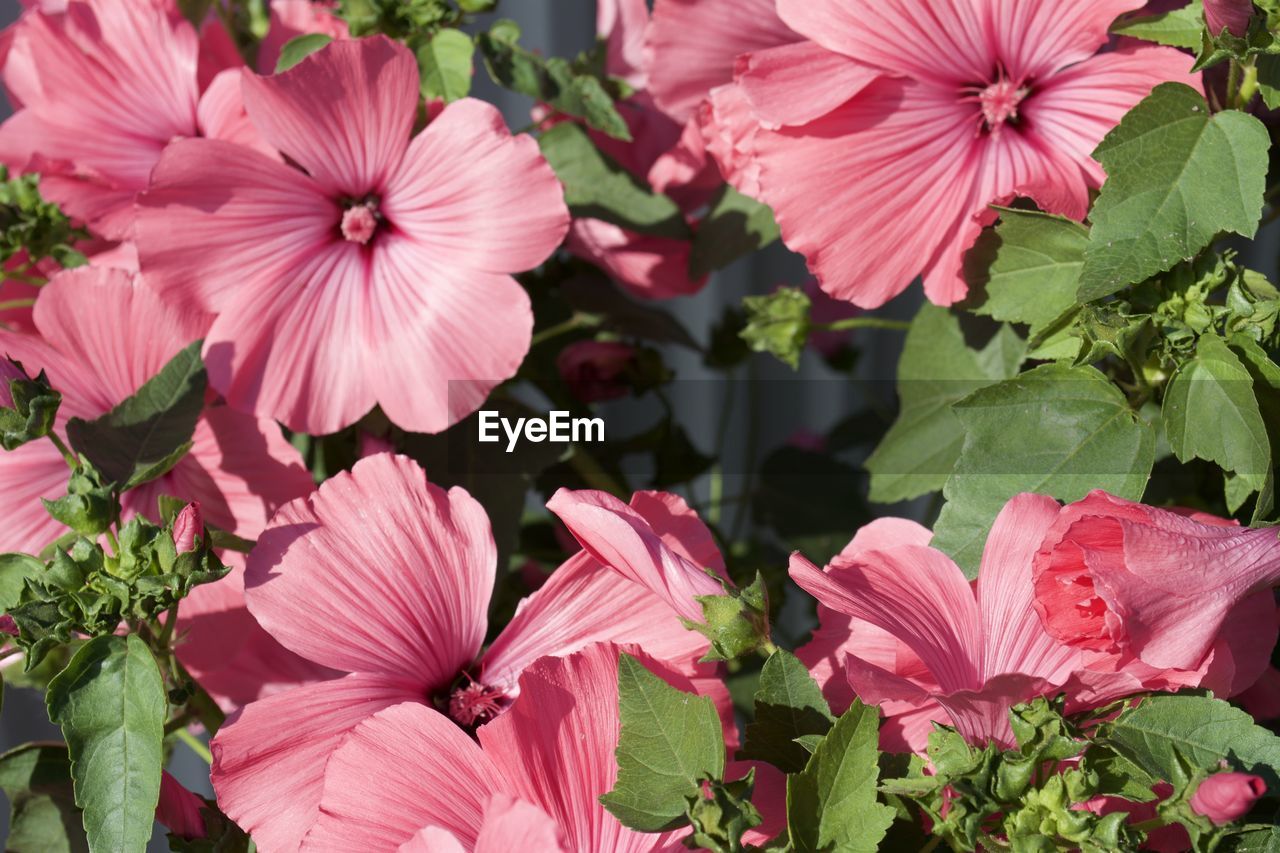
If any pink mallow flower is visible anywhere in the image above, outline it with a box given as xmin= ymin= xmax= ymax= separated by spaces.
xmin=704 ymin=0 xmax=1199 ymax=308
xmin=791 ymin=494 xmax=1277 ymax=750
xmin=1205 ymin=0 xmax=1254 ymax=36
xmin=211 ymin=454 xmax=728 ymax=851
xmin=0 ymin=0 xmax=272 ymax=239
xmin=1032 ymin=490 xmax=1280 ymax=672
xmin=305 ymin=643 xmax=743 ymax=852
xmin=136 ymin=36 xmax=570 ymax=435
xmin=156 ymin=771 xmax=208 ymax=841
xmin=1191 ymin=772 xmax=1266 ymax=824
xmin=556 ymin=340 xmax=637 ymax=403
xmin=0 ymin=266 xmax=314 ymax=555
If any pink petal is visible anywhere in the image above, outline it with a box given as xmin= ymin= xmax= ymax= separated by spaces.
xmin=157 ymin=771 xmax=207 ymax=840
xmin=1199 ymin=591 xmax=1279 ymax=699
xmin=478 ymin=643 xmax=689 ymax=853
xmin=175 ymin=551 xmax=340 ymax=712
xmin=646 ymin=0 xmax=795 ymax=122
xmin=381 ymin=98 xmax=569 ymax=275
xmin=398 ymin=827 xmax=466 ymax=853
xmin=308 ymin=702 xmax=503 ymax=851
xmin=195 ymin=68 xmax=274 ymax=157
xmin=0 ymin=437 xmax=70 ymax=554
xmin=935 ymin=671 xmax=1058 ymax=748
xmin=136 ymin=138 xmax=337 ymax=313
xmin=211 ymin=674 xmax=423 ymax=853
xmin=473 ymin=794 xmax=568 ymax=853
xmin=789 ymin=547 xmax=983 ymax=693
xmin=988 ymin=0 xmax=1150 ymax=79
xmin=241 ymin=35 xmax=417 ymax=196
xmin=480 ymin=551 xmax=708 ymax=694
xmin=246 ymin=454 xmax=493 ymax=686
xmin=736 ymin=40 xmax=879 ymax=129
xmin=1033 ymin=491 xmax=1280 ymax=670
xmin=976 ymin=493 xmax=1083 ymax=683
xmin=547 ymin=488 xmax=726 ymax=623
xmin=567 ymin=218 xmax=706 ymax=299
xmin=597 ymin=0 xmax=650 ymax=89
xmin=1205 ymin=0 xmax=1254 ymax=35
xmin=363 ymin=236 xmax=533 ymax=434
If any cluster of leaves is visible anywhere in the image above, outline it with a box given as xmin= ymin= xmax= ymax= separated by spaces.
xmin=0 ymin=168 xmax=86 ymax=276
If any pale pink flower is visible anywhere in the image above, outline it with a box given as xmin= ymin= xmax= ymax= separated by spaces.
xmin=136 ymin=36 xmax=569 ymax=435
xmin=556 ymin=340 xmax=637 ymax=403
xmin=792 ymin=494 xmax=1276 ymax=749
xmin=1032 ymin=490 xmax=1280 ymax=671
xmin=1205 ymin=0 xmax=1254 ymax=36
xmin=211 ymin=455 xmax=724 ymax=851
xmin=0 ymin=0 xmax=268 ymax=239
xmin=398 ymin=795 xmax=568 ymax=853
xmin=304 ymin=643 xmax=694 ymax=852
xmin=0 ymin=267 xmax=314 ymax=555
xmin=1191 ymin=772 xmax=1266 ymax=824
xmin=706 ymin=0 xmax=1200 ymax=308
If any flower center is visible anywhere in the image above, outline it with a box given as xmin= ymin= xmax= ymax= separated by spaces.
xmin=339 ymin=198 xmax=381 ymax=245
xmin=962 ymin=72 xmax=1030 ymax=137
xmin=447 ymin=681 xmax=508 ymax=727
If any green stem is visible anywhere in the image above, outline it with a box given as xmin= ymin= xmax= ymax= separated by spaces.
xmin=174 ymin=728 xmax=212 ymax=764
xmin=1239 ymin=61 xmax=1260 ymax=108
xmin=1227 ymin=59 xmax=1244 ymax=111
xmin=45 ymin=431 xmax=77 ymax=469
xmin=707 ymin=465 xmax=724 ymax=527
xmin=156 ymin=601 xmax=179 ymax=650
xmin=0 ymin=298 xmax=36 ymax=312
xmin=531 ymin=314 xmax=595 ymax=347
xmin=567 ymin=447 xmax=627 ymax=496
xmin=918 ymin=836 xmax=944 ymax=853
xmin=815 ymin=317 xmax=912 ymax=333
xmin=758 ymin=639 xmax=780 ymax=658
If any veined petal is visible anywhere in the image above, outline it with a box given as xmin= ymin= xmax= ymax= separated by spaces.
xmin=210 ymin=674 xmax=423 ymax=853
xmin=398 ymin=795 xmax=568 ymax=853
xmin=598 ymin=0 xmax=650 ymax=89
xmin=241 ymin=35 xmax=417 ymax=196
xmin=935 ymin=671 xmax=1057 ymax=749
xmin=736 ymin=41 xmax=880 ymax=129
xmin=245 ymin=454 xmax=494 ymax=685
xmin=381 ymin=98 xmax=569 ymax=276
xmin=567 ymin=218 xmax=706 ymax=300
xmin=988 ymin=0 xmax=1148 ymax=80
xmin=0 ymin=437 xmax=69 ymax=554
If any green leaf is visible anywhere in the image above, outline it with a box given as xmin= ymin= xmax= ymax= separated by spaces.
xmin=1257 ymin=54 xmax=1280 ymax=110
xmin=1163 ymin=333 xmax=1271 ymax=506
xmin=1103 ymin=695 xmax=1280 ymax=789
xmin=787 ymin=700 xmax=895 ymax=853
xmin=740 ymin=288 xmax=810 ymax=369
xmin=932 ymin=363 xmax=1156 ymax=576
xmin=688 ymin=186 xmax=779 ymax=278
xmin=559 ymin=273 xmax=699 ymax=350
xmin=1079 ymin=83 xmax=1270 ymax=300
xmin=1221 ymin=824 xmax=1280 ymax=852
xmin=46 ymin=635 xmax=166 ymax=853
xmin=739 ymin=650 xmax=835 ymax=774
xmin=964 ymin=208 xmax=1089 ymax=338
xmin=478 ymin=30 xmax=631 ymax=140
xmin=0 ymin=553 xmax=44 ymax=612
xmin=600 ymin=654 xmax=726 ymax=832
xmin=0 ymin=743 xmax=87 ymax=853
xmin=66 ymin=340 xmax=206 ymax=491
xmin=538 ymin=122 xmax=690 ymax=239
xmin=866 ymin=306 xmax=1024 ymax=504
xmin=274 ymin=33 xmax=334 ymax=72
xmin=1110 ymin=2 xmax=1206 ymax=49
xmin=416 ymin=28 xmax=473 ymax=102
xmin=0 ymin=365 xmax=62 ymax=451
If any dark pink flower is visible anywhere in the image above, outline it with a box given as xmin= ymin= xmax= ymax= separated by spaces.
xmin=705 ymin=0 xmax=1200 ymax=308
xmin=0 ymin=356 xmax=25 ymax=409
xmin=156 ymin=772 xmax=207 ymax=841
xmin=1191 ymin=772 xmax=1266 ymax=824
xmin=1205 ymin=0 xmax=1254 ymax=36
xmin=0 ymin=267 xmax=315 ymax=555
xmin=557 ymin=340 xmax=637 ymax=403
xmin=211 ymin=455 xmax=725 ymax=851
xmin=171 ymin=502 xmax=202 ymax=553
xmin=136 ymin=37 xmax=570 ymax=435
xmin=1032 ymin=491 xmax=1280 ymax=671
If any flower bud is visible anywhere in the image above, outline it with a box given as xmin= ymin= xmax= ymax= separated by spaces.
xmin=172 ymin=502 xmax=203 ymax=554
xmin=556 ymin=341 xmax=637 ymax=403
xmin=1205 ymin=0 xmax=1253 ymax=37
xmin=0 ymin=357 xmax=27 ymax=410
xmin=1190 ymin=772 xmax=1266 ymax=824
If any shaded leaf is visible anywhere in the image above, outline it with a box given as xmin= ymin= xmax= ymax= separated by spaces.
xmin=740 ymin=650 xmax=834 ymax=773
xmin=275 ymin=33 xmax=333 ymax=72
xmin=0 ymin=743 xmax=86 ymax=853
xmin=689 ymin=186 xmax=779 ymax=278
xmin=1110 ymin=1 xmax=1206 ymax=48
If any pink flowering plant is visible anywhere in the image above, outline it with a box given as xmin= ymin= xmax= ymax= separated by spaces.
xmin=4 ymin=0 xmax=1280 ymax=851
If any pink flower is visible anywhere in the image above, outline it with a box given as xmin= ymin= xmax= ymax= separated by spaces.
xmin=399 ymin=795 xmax=568 ymax=853
xmin=706 ymin=0 xmax=1199 ymax=308
xmin=557 ymin=340 xmax=637 ymax=403
xmin=0 ymin=267 xmax=314 ymax=555
xmin=156 ymin=771 xmax=207 ymax=841
xmin=136 ymin=36 xmax=570 ymax=435
xmin=561 ymin=1 xmax=721 ymax=299
xmin=1191 ymin=772 xmax=1266 ymax=824
xmin=1205 ymin=0 xmax=1254 ymax=36
xmin=171 ymin=501 xmax=202 ymax=553
xmin=305 ymin=643 xmax=696 ymax=851
xmin=645 ymin=0 xmax=796 ymax=123
xmin=1032 ymin=491 xmax=1280 ymax=671
xmin=0 ymin=0 xmax=266 ymax=239
xmin=211 ymin=454 xmax=724 ymax=851
xmin=256 ymin=0 xmax=349 ymax=74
